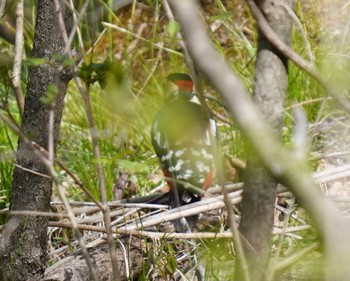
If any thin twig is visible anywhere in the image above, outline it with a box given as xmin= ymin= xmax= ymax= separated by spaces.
xmin=221 ymin=173 xmax=251 ymax=281
xmin=310 ymin=151 xmax=350 ymax=161
xmin=51 ymin=201 xmax=169 ymax=209
xmin=102 ymin=21 xmax=183 ymax=56
xmin=77 ymin=28 xmax=107 ymax=68
xmin=285 ymin=97 xmax=332 ymax=110
xmin=48 ymin=220 xmax=312 ymax=238
xmin=14 ymin=141 xmax=103 ymax=210
xmin=136 ymin=44 xmax=163 ymax=96
xmin=117 ymin=239 xmax=130 ymax=279
xmin=53 ymin=0 xmax=69 ymax=46
xmin=66 ymin=0 xmax=87 ymax=53
xmin=49 ymin=221 xmax=106 ymax=233
xmin=51 ymin=1 xmax=122 ymax=278
xmin=122 ymin=190 xmax=243 ymax=231
xmin=53 ymin=158 xmax=103 ymax=209
xmin=14 ymin=163 xmax=51 ymax=178
xmin=279 ymin=2 xmax=315 ymax=62
xmin=163 ymin=0 xmax=196 ymax=77
xmin=75 ymin=78 xmax=121 ymax=281
xmin=270 ymin=242 xmax=320 ymax=279
xmin=47 ymin=136 xmax=100 ymax=280
xmin=10 ymin=210 xmax=69 ymax=218
xmin=313 ymin=164 xmax=350 ymax=184
xmin=48 ymin=106 xmax=55 ymax=164
xmin=12 ymin=0 xmax=24 ymax=116
xmin=268 ymin=197 xmax=296 ymax=280
xmin=45 ymin=88 xmax=97 ymax=279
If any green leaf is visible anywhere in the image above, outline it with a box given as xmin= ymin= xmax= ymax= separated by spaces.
xmin=116 ymin=159 xmax=149 ymax=174
xmin=62 ymin=57 xmax=76 ymax=67
xmin=165 ymin=244 xmax=177 ymax=274
xmin=41 ymin=84 xmax=59 ymax=104
xmin=166 ymin=20 xmax=180 ymax=37
xmin=23 ymin=58 xmax=46 ymax=66
xmin=78 ymin=62 xmax=111 ymax=87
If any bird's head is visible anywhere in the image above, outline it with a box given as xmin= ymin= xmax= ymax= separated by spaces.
xmin=167 ymin=73 xmax=194 ymax=91
xmin=166 ymin=73 xmax=199 ymax=103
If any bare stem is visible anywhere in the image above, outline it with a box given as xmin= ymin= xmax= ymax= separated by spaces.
xmin=76 ymin=77 xmax=121 ymax=281
xmin=12 ymin=0 xmax=25 ymax=116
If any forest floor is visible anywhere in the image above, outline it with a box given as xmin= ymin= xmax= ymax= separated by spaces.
xmin=43 ymin=110 xmax=350 ymax=280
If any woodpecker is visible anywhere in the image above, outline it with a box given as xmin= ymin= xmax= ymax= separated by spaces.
xmin=151 ymin=73 xmax=217 ymax=231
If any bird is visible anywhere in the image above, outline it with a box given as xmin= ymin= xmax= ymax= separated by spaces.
xmin=151 ymin=73 xmax=217 ymax=232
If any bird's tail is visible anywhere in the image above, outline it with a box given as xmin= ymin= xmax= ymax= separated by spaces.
xmin=169 ymin=184 xmax=200 ymax=232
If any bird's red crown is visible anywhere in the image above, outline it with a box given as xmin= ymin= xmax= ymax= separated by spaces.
xmin=167 ymin=73 xmax=194 ymax=91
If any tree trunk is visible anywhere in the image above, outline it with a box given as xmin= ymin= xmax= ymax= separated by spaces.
xmin=0 ymin=1 xmax=73 ymax=280
xmin=237 ymin=0 xmax=294 ymax=280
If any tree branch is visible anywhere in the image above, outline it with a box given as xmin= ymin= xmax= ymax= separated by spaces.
xmin=12 ymin=0 xmax=25 ymax=116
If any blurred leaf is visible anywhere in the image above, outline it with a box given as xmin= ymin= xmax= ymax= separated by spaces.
xmin=41 ymin=84 xmax=59 ymax=104
xmin=78 ymin=61 xmax=127 ymax=89
xmin=23 ymin=58 xmax=46 ymax=66
xmin=166 ymin=20 xmax=180 ymax=37
xmin=51 ymin=54 xmax=76 ymax=67
xmin=165 ymin=244 xmax=177 ymax=274
xmin=116 ymin=159 xmax=149 ymax=174
xmin=78 ymin=62 xmax=109 ymax=86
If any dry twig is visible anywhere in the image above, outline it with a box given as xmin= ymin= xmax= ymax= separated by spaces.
xmin=12 ymin=0 xmax=24 ymax=115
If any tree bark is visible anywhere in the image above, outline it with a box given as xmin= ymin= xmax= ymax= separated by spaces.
xmin=237 ymin=1 xmax=294 ymax=280
xmin=0 ymin=1 xmax=73 ymax=280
